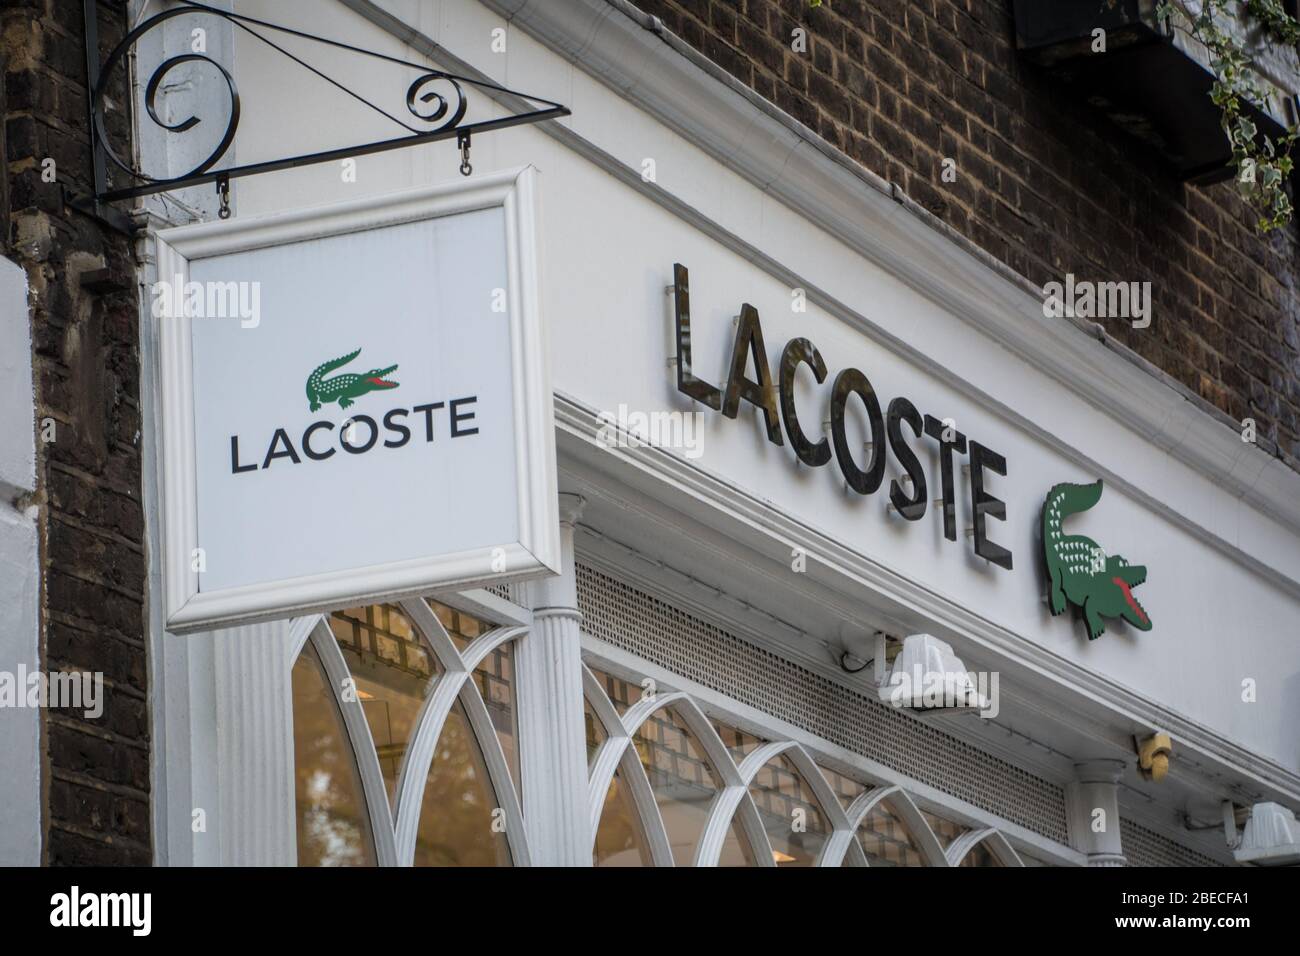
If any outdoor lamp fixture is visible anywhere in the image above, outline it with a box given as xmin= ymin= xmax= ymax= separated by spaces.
xmin=874 ymin=632 xmax=989 ymax=718
xmin=1232 ymin=802 xmax=1300 ymax=866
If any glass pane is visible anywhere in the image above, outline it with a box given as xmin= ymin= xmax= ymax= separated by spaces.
xmin=425 ymin=598 xmax=487 ymax=651
xmin=472 ymin=641 xmax=520 ymax=802
xmin=589 ymin=666 xmax=641 ymax=715
xmin=713 ymin=719 xmax=766 ymax=760
xmin=424 ymin=599 xmax=521 ymax=802
xmin=329 ymin=605 xmax=440 ymax=811
xmin=960 ymin=841 xmax=1002 ymax=867
xmin=593 ymin=769 xmax=653 ymax=866
xmin=718 ymin=821 xmax=755 ymax=866
xmin=633 ymin=706 xmax=750 ymax=866
xmin=748 ymin=754 xmax=831 ymax=865
xmin=292 ymin=640 xmax=377 ymax=867
xmin=819 ymin=764 xmax=868 ymax=808
xmin=921 ymin=808 xmax=967 ymax=849
xmin=584 ymin=697 xmax=607 ymax=763
xmin=413 ymin=698 xmax=512 ymax=866
xmin=857 ymin=801 xmax=926 ymax=867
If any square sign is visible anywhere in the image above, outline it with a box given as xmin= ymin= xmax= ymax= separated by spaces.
xmin=154 ymin=167 xmax=558 ymax=633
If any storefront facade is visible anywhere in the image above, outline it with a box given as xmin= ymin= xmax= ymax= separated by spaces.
xmin=5 ymin=0 xmax=1299 ymax=867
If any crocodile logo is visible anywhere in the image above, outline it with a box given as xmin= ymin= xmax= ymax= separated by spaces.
xmin=1043 ymin=480 xmax=1151 ymax=641
xmin=306 ymin=349 xmax=399 ymax=411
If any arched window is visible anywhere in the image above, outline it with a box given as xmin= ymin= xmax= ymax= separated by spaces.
xmin=582 ymin=661 xmax=1028 ymax=867
xmin=290 ymin=600 xmax=527 ymax=866
xmin=289 ymin=610 xmax=1038 ymax=866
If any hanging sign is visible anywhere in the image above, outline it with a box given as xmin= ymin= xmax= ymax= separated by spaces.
xmin=154 ymin=168 xmax=558 ymax=633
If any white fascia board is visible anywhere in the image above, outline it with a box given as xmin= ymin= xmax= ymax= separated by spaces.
xmin=333 ymin=0 xmax=1300 ymax=597
xmin=471 ymin=0 xmax=1300 ymax=540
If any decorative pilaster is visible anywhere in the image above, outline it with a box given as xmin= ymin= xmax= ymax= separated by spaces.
xmin=516 ymin=493 xmax=590 ymax=866
xmin=212 ymin=620 xmax=298 ymax=866
xmin=1065 ymin=759 xmax=1128 ymax=867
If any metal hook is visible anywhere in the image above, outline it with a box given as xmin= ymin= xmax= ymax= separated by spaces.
xmin=216 ymin=175 xmax=231 ymax=220
xmin=457 ymin=130 xmax=472 ymax=177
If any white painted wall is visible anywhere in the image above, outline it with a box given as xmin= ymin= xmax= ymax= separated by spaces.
xmin=0 ymin=256 xmax=40 ymax=865
xmin=136 ymin=0 xmax=1297 ymax=801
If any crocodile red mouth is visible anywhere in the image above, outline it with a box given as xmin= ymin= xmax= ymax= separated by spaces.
xmin=367 ymin=377 xmax=398 ymax=388
xmin=1112 ymin=576 xmax=1149 ymax=625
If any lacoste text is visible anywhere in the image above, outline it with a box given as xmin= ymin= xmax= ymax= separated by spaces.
xmin=230 ymin=397 xmax=480 ymax=474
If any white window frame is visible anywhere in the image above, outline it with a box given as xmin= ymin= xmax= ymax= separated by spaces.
xmin=581 ymin=638 xmax=1076 ymax=867
xmin=289 ymin=598 xmax=531 ymax=866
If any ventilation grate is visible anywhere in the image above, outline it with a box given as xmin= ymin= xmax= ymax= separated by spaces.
xmin=1121 ymin=818 xmax=1224 ymax=867
xmin=576 ymin=562 xmax=1070 ymax=845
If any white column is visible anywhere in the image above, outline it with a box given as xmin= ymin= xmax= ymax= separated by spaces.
xmin=212 ymin=621 xmax=299 ymax=865
xmin=153 ymin=620 xmax=298 ymax=866
xmin=516 ymin=493 xmax=590 ymax=866
xmin=1065 ymin=759 xmax=1128 ymax=867
xmin=0 ymin=258 xmax=39 ymax=865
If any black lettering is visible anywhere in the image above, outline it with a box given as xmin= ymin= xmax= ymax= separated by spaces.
xmin=450 ymin=397 xmax=479 ymax=437
xmin=886 ymin=397 xmax=927 ymax=520
xmin=722 ymin=304 xmax=783 ymax=446
xmin=230 ymin=435 xmax=257 ymax=474
xmin=413 ymin=402 xmax=444 ymax=441
xmin=924 ymin=414 xmax=967 ymax=542
xmin=779 ymin=338 xmax=831 ymax=467
xmin=829 ymin=368 xmax=885 ymax=494
xmin=339 ymin=415 xmax=378 ymax=454
xmin=383 ymin=408 xmax=411 ymax=448
xmin=672 ymin=264 xmax=723 ymax=410
xmin=302 ymin=421 xmax=336 ymax=461
xmin=969 ymin=441 xmax=1013 ymax=570
xmin=262 ymin=428 xmax=301 ymax=469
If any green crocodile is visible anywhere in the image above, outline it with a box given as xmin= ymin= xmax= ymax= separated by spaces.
xmin=1043 ymin=480 xmax=1151 ymax=641
xmin=306 ymin=349 xmax=399 ymax=411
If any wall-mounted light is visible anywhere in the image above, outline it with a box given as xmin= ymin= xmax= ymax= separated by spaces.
xmin=876 ymin=633 xmax=988 ymax=718
xmin=1233 ymin=802 xmax=1300 ymax=866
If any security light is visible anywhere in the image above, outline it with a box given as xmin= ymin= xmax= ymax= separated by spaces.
xmin=1233 ymin=802 xmax=1300 ymax=866
xmin=876 ymin=633 xmax=989 ymax=718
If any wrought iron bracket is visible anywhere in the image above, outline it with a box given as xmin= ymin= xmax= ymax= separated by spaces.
xmin=69 ymin=0 xmax=570 ymax=233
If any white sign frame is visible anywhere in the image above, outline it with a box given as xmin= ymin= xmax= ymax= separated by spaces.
xmin=153 ymin=167 xmax=559 ymax=633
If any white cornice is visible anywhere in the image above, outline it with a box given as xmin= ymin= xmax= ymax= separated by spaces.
xmin=461 ymin=0 xmax=1300 ymax=539
xmin=553 ymin=390 xmax=1300 ymax=808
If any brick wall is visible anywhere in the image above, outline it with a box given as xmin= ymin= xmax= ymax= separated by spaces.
xmin=628 ymin=0 xmax=1300 ymax=464
xmin=2 ymin=0 xmax=149 ymax=864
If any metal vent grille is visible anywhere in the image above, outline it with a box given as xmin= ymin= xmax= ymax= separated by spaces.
xmin=576 ymin=562 xmax=1070 ymax=845
xmin=1121 ymin=818 xmax=1224 ymax=867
